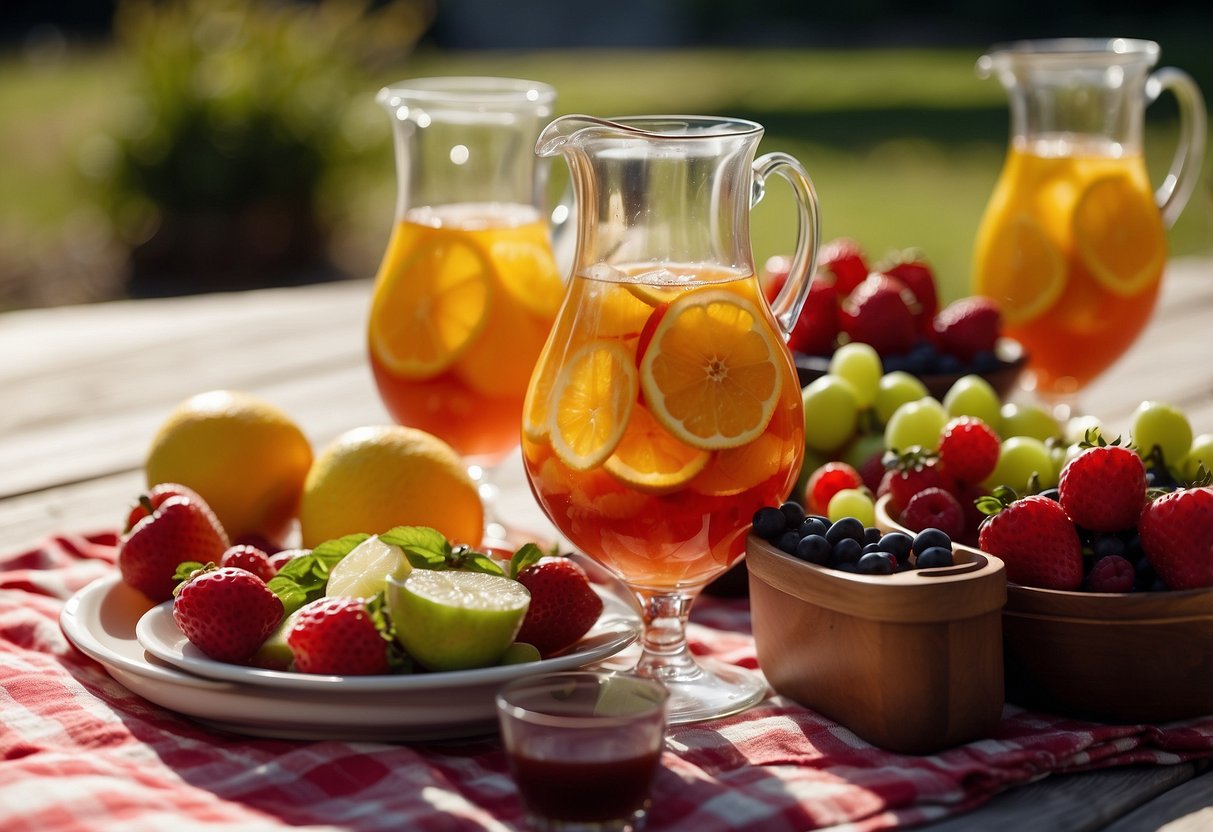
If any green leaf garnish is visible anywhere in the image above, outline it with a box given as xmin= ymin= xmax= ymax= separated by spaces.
xmin=509 ymin=543 xmax=546 ymax=579
xmin=380 ymin=526 xmax=450 ymax=570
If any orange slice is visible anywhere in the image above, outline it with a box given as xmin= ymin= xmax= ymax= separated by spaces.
xmin=604 ymin=403 xmax=711 ymax=494
xmin=522 ymin=345 xmax=560 ymax=442
xmin=549 ymin=341 xmax=638 ymax=470
xmin=489 ymin=236 xmax=565 ymax=318
xmin=369 ymin=236 xmax=493 ymax=377
xmin=639 ymin=290 xmax=783 ymax=450
xmin=973 ymin=214 xmax=1066 ymax=325
xmin=689 ymin=431 xmax=793 ymax=497
xmin=1073 ymin=174 xmax=1166 ymax=296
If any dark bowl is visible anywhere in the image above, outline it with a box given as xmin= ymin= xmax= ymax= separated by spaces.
xmin=794 ymin=337 xmax=1028 ymax=399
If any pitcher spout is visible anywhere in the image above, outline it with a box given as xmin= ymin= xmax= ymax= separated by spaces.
xmin=535 ymin=115 xmax=624 ymax=158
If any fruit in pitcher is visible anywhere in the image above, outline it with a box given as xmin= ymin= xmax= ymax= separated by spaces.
xmin=1138 ymin=486 xmax=1213 ymax=590
xmin=287 ymin=596 xmax=391 ymax=675
xmin=119 ymin=490 xmax=230 ymax=602
xmin=173 ymin=566 xmax=284 ymax=664
xmin=977 ymin=493 xmax=1083 ymax=590
xmin=513 ymin=556 xmax=605 ymax=658
xmin=144 ymin=390 xmax=313 ymax=546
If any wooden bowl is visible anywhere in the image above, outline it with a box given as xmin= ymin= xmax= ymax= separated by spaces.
xmin=746 ymin=535 xmax=1007 ymax=754
xmin=875 ymin=495 xmax=1213 ymax=723
xmin=794 ymin=336 xmax=1028 ymax=398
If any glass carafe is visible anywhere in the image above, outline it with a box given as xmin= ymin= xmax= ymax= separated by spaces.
xmin=971 ymin=39 xmax=1206 ymax=413
xmin=522 ymin=115 xmax=820 ymax=723
xmin=368 ymin=77 xmax=561 ymax=541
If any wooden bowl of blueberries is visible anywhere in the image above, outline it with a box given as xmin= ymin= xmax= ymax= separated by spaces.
xmin=746 ymin=502 xmax=1007 ymax=754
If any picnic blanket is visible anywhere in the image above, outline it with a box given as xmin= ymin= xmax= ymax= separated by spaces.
xmin=2 ymin=532 xmax=1211 ymax=832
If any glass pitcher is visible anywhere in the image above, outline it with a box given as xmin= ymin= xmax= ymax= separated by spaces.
xmin=521 ymin=115 xmax=820 ymax=723
xmin=367 ymin=77 xmax=563 ymax=470
xmin=971 ymin=39 xmax=1206 ymax=409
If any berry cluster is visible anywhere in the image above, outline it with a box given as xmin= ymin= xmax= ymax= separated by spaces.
xmin=753 ymin=500 xmax=956 ymax=575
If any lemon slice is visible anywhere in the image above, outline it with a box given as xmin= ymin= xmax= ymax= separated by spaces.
xmin=604 ymin=403 xmax=711 ymax=494
xmin=325 ymin=534 xmax=412 ymax=600
xmin=522 ymin=346 xmax=560 ymax=442
xmin=973 ymin=213 xmax=1067 ymax=325
xmin=369 ymin=234 xmax=494 ymax=377
xmin=549 ymin=341 xmax=638 ymax=470
xmin=1073 ymin=174 xmax=1166 ymax=296
xmin=639 ymin=290 xmax=782 ymax=450
xmin=489 ymin=237 xmax=565 ymax=318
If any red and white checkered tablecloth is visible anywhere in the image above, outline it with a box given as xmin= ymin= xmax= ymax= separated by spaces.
xmin=2 ymin=532 xmax=1211 ymax=832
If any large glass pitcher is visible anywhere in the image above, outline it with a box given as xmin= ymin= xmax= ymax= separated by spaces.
xmin=971 ymin=39 xmax=1206 ymax=411
xmin=521 ymin=115 xmax=820 ymax=723
xmin=367 ymin=78 xmax=562 ymax=470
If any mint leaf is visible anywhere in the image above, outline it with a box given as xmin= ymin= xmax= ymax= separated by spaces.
xmin=266 ymin=576 xmax=310 ymax=616
xmin=263 ymin=533 xmax=370 ymax=615
xmin=381 ymin=526 xmax=450 ymax=570
xmin=461 ymin=552 xmax=507 ymax=576
xmin=509 ymin=543 xmax=546 ymax=579
xmin=311 ymin=533 xmax=371 ymax=568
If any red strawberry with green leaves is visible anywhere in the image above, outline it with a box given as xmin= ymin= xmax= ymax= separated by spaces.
xmin=220 ymin=544 xmax=276 ymax=582
xmin=938 ymin=416 xmax=1000 ymax=486
xmin=1059 ymin=440 xmax=1147 ymax=532
xmin=839 ymin=274 xmax=918 ymax=357
xmin=933 ymin=296 xmax=1001 ymax=362
xmin=1138 ymin=486 xmax=1213 ymax=590
xmin=510 ymin=548 xmax=603 ymax=658
xmin=977 ymin=491 xmax=1083 ymax=590
xmin=119 ymin=490 xmax=230 ymax=602
xmin=879 ymin=250 xmax=938 ymax=334
xmin=878 ymin=451 xmax=953 ymax=517
xmin=816 ymin=237 xmax=870 ymax=297
xmin=287 ymin=596 xmax=392 ymax=675
xmin=172 ymin=566 xmax=283 ymax=664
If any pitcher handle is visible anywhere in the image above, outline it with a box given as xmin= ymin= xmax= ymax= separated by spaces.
xmin=753 ymin=152 xmax=821 ymax=338
xmin=1146 ymin=67 xmax=1207 ymax=228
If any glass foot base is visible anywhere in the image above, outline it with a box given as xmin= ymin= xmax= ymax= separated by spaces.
xmin=643 ymin=658 xmax=768 ymax=725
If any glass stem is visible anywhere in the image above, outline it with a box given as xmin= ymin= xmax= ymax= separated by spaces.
xmin=631 ymin=589 xmax=703 ymax=684
xmin=468 ymin=463 xmax=507 ymax=543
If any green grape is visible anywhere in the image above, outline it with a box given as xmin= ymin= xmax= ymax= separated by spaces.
xmin=1181 ymin=433 xmax=1213 ymax=482
xmin=802 ymin=375 xmax=860 ymax=453
xmin=1063 ymin=414 xmax=1104 ymax=446
xmin=828 ymin=342 xmax=883 ymax=409
xmin=941 ymin=375 xmax=1002 ymax=431
xmin=842 ymin=431 xmax=887 ymax=478
xmin=884 ymin=397 xmax=948 ymax=453
xmin=874 ymin=371 xmax=929 ymax=425
xmin=1131 ymin=400 xmax=1193 ymax=466
xmin=1000 ymin=402 xmax=1062 ymax=442
xmin=827 ymin=488 xmax=876 ymax=527
xmin=983 ymin=436 xmax=1058 ymax=494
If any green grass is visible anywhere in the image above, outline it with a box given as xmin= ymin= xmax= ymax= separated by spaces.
xmin=2 ymin=45 xmax=1210 ymax=307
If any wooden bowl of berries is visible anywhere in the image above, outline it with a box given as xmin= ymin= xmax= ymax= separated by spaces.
xmin=876 ymin=437 xmax=1213 ymax=724
xmin=746 ymin=501 xmax=1007 ymax=754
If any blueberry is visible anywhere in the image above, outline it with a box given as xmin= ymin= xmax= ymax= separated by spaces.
xmin=1092 ymin=535 xmax=1127 ymax=559
xmin=862 ymin=542 xmax=883 ymax=555
xmin=863 ymin=526 xmax=882 ymax=545
xmin=916 ymin=546 xmax=954 ymax=569
xmin=877 ymin=531 xmax=914 ymax=563
xmin=911 ymin=528 xmax=952 ymax=555
xmin=835 ymin=561 xmax=860 ymax=573
xmin=857 ymin=551 xmax=896 ymax=574
xmin=776 ymin=530 xmax=801 ymax=556
xmin=883 ymin=355 xmax=909 ymax=373
xmin=795 ymin=534 xmax=832 ymax=565
xmin=831 ymin=537 xmax=863 ymax=565
xmin=826 ymin=517 xmax=865 ymax=546
xmin=799 ymin=517 xmax=829 ymax=539
xmin=807 ymin=514 xmax=831 ymax=527
xmin=752 ymin=506 xmax=786 ymax=541
xmin=780 ymin=501 xmax=807 ymax=528
xmin=936 ymin=353 xmax=963 ymax=374
xmin=970 ymin=349 xmax=1001 ymax=374
xmin=1133 ymin=555 xmax=1156 ymax=591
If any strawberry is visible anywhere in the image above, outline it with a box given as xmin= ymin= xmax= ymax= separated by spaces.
xmin=879 ymin=251 xmax=938 ymax=334
xmin=816 ymin=237 xmax=870 ymax=297
xmin=287 ymin=596 xmax=391 ymax=675
xmin=118 ymin=492 xmax=230 ymax=602
xmin=977 ymin=494 xmax=1083 ymax=590
xmin=933 ymin=296 xmax=1002 ymax=362
xmin=838 ymin=274 xmax=918 ymax=357
xmin=268 ymin=548 xmax=309 ymax=574
xmin=763 ymin=256 xmax=839 ymax=356
xmin=805 ymin=461 xmax=863 ymax=516
xmin=514 ymin=557 xmax=604 ymax=658
xmin=1138 ymin=486 xmax=1213 ymax=589
xmin=172 ymin=566 xmax=283 ymax=664
xmin=220 ymin=544 xmax=276 ymax=582
xmin=878 ymin=452 xmax=953 ymax=517
xmin=1058 ymin=443 xmax=1147 ymax=532
xmin=124 ymin=482 xmax=210 ymax=533
xmin=900 ymin=487 xmax=965 ymax=541
xmin=938 ymin=416 xmax=1000 ymax=486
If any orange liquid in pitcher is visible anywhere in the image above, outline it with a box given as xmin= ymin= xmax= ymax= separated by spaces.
xmin=521 ymin=265 xmax=804 ymax=591
xmin=368 ymin=203 xmax=563 ymax=465
xmin=972 ymin=140 xmax=1166 ymax=394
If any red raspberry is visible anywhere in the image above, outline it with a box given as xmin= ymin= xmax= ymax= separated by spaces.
xmin=816 ymin=237 xmax=870 ymax=297
xmin=879 ymin=251 xmax=938 ymax=334
xmin=900 ymin=487 xmax=965 ymax=541
xmin=1087 ymin=555 xmax=1135 ymax=593
xmin=938 ymin=416 xmax=1001 ymax=485
xmin=288 ymin=597 xmax=391 ymax=675
xmin=220 ymin=544 xmax=276 ymax=582
xmin=838 ymin=274 xmax=918 ymax=357
xmin=878 ymin=454 xmax=953 ymax=517
xmin=805 ymin=462 xmax=864 ymax=516
xmin=764 ymin=256 xmax=839 ymax=355
xmin=1058 ymin=444 xmax=1147 ymax=532
xmin=933 ymin=296 xmax=1002 ymax=362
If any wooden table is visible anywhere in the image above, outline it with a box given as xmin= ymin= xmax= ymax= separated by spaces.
xmin=2 ymin=256 xmax=1211 ymax=829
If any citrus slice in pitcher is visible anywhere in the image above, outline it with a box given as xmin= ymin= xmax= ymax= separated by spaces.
xmin=369 ymin=236 xmax=494 ymax=377
xmin=604 ymin=403 xmax=711 ymax=493
xmin=973 ymin=213 xmax=1066 ymax=324
xmin=550 ymin=341 xmax=638 ymax=470
xmin=640 ymin=290 xmax=782 ymax=450
xmin=489 ymin=237 xmax=565 ymax=318
xmin=1073 ymin=174 xmax=1166 ymax=297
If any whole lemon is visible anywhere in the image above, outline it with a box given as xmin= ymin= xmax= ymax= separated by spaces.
xmin=299 ymin=425 xmax=484 ymax=548
xmin=145 ymin=390 xmax=313 ymax=546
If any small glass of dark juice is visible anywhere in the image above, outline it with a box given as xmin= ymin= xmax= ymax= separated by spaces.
xmin=496 ymin=671 xmax=669 ymax=831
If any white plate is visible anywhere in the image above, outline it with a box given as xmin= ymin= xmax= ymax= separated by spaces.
xmin=136 ymin=586 xmax=640 ymax=691
xmin=61 ymin=573 xmax=640 ymax=741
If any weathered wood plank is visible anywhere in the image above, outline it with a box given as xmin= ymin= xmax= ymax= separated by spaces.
xmin=1102 ymin=767 xmax=1213 ymax=832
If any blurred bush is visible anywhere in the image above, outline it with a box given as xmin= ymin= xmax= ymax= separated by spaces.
xmin=96 ymin=0 xmax=432 ymax=295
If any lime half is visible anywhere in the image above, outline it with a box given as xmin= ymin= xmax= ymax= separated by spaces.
xmin=387 ymin=570 xmax=530 ymax=672
xmin=326 ymin=534 xmax=413 ymax=600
